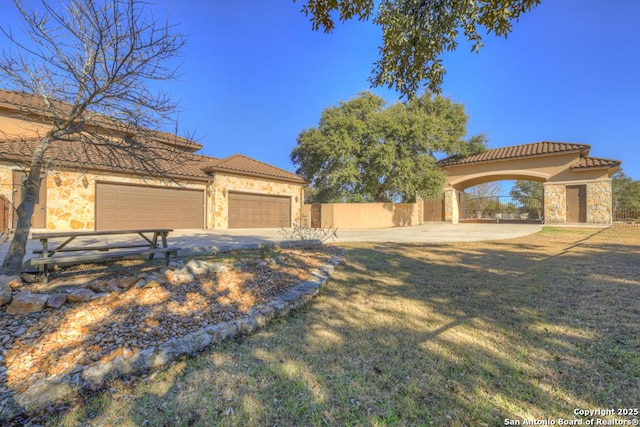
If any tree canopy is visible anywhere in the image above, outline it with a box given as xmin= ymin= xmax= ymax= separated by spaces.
xmin=298 ymin=0 xmax=540 ymax=97
xmin=291 ymin=91 xmax=486 ymax=203
xmin=612 ymin=170 xmax=640 ymax=211
xmin=509 ymin=180 xmax=543 ymax=202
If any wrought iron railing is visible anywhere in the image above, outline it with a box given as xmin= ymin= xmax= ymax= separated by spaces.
xmin=613 ymin=208 xmax=640 ymax=227
xmin=461 ymin=196 xmax=543 ymax=221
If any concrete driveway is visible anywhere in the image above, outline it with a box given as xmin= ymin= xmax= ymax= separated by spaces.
xmin=3 ymin=223 xmax=543 ymax=264
xmin=167 ymin=223 xmax=543 ymax=254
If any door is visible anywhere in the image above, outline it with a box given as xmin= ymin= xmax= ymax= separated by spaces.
xmin=96 ymin=182 xmax=204 ymax=230
xmin=566 ymin=185 xmax=587 ymax=223
xmin=423 ymin=198 xmax=445 ymax=221
xmin=228 ymin=192 xmax=291 ymax=228
xmin=310 ymin=203 xmax=322 ymax=228
xmin=12 ymin=170 xmax=46 ymax=228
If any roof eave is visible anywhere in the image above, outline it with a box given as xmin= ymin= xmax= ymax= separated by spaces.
xmin=204 ymin=167 xmax=307 ymax=185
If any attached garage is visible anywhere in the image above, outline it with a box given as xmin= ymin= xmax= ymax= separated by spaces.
xmin=96 ymin=182 xmax=204 ymax=230
xmin=228 ymin=192 xmax=291 ymax=228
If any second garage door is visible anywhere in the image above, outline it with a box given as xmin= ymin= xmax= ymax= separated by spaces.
xmin=96 ymin=183 xmax=204 ymax=230
xmin=228 ymin=192 xmax=291 ymax=228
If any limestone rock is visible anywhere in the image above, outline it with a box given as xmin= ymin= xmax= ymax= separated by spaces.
xmin=110 ymin=277 xmax=138 ymax=290
xmin=185 ymin=259 xmax=209 ymax=276
xmin=208 ymin=262 xmax=227 ymax=274
xmin=5 ymin=292 xmax=49 ymax=315
xmin=0 ymin=280 xmax=11 ymax=307
xmin=67 ymin=288 xmax=97 ymax=302
xmin=89 ymin=280 xmax=120 ymax=293
xmin=14 ymin=379 xmax=72 ymax=411
xmin=46 ymin=293 xmax=68 ymax=309
xmin=0 ymin=274 xmax=23 ymax=289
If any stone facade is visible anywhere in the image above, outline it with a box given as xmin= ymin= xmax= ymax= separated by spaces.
xmin=586 ymin=180 xmax=612 ymax=225
xmin=543 ymin=184 xmax=566 ymax=224
xmin=211 ymin=174 xmax=303 ymax=229
xmin=0 ymin=166 xmax=13 ymax=208
xmin=444 ymin=189 xmax=460 ymax=223
xmin=45 ymin=170 xmax=206 ymax=230
xmin=1 ymin=163 xmax=305 ymax=231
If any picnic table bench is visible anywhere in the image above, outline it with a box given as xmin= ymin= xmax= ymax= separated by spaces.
xmin=29 ymin=229 xmax=181 ymax=283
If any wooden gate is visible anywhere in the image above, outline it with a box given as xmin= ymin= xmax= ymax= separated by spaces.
xmin=310 ymin=203 xmax=322 ymax=228
xmin=0 ymin=195 xmax=9 ymax=233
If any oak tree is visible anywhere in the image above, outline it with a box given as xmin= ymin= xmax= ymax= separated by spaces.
xmin=298 ymin=0 xmax=541 ymax=96
xmin=291 ymin=91 xmax=486 ymax=203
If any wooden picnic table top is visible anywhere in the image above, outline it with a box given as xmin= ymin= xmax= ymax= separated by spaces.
xmin=31 ymin=229 xmax=174 ymax=240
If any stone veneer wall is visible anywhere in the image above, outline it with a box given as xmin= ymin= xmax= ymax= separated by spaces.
xmin=46 ymin=170 xmax=206 ymax=230
xmin=586 ymin=180 xmax=612 ymax=224
xmin=444 ymin=189 xmax=460 ymax=223
xmin=0 ymin=166 xmax=13 ymax=207
xmin=543 ymin=184 xmax=566 ymax=224
xmin=211 ymin=174 xmax=303 ymax=229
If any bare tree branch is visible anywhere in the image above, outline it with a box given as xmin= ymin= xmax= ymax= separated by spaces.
xmin=0 ymin=0 xmax=188 ymax=274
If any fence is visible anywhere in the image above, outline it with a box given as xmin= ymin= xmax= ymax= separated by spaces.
xmin=461 ymin=196 xmax=543 ymax=222
xmin=613 ymin=208 xmax=640 ymax=227
xmin=302 ymin=201 xmax=422 ymax=229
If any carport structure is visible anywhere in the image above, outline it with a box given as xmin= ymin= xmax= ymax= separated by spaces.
xmin=439 ymin=142 xmax=621 ymax=225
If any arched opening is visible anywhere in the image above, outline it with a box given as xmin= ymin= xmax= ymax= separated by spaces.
xmin=439 ymin=142 xmax=621 ymax=225
xmin=460 ymin=180 xmax=544 ymax=223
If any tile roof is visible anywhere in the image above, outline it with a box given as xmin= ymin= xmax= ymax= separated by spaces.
xmin=0 ymin=137 xmax=212 ymax=181
xmin=0 ymin=89 xmax=202 ymax=152
xmin=0 ymin=138 xmax=306 ymax=184
xmin=571 ymin=156 xmax=621 ymax=170
xmin=204 ymin=154 xmax=307 ymax=184
xmin=439 ymin=142 xmax=591 ymax=167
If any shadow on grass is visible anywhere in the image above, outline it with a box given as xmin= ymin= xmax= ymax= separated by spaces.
xmin=39 ymin=228 xmax=640 ymax=426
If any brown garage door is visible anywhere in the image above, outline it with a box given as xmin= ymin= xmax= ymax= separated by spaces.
xmin=228 ymin=192 xmax=291 ymax=228
xmin=96 ymin=182 xmax=204 ymax=230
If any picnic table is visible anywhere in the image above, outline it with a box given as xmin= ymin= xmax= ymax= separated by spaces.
xmin=29 ymin=229 xmax=181 ymax=283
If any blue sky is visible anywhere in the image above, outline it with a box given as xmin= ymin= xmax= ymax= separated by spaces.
xmin=4 ymin=1 xmax=640 ymax=182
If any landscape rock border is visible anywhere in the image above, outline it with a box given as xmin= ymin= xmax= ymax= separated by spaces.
xmin=0 ymin=244 xmax=344 ymax=423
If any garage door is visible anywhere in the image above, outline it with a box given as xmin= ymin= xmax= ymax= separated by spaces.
xmin=228 ymin=192 xmax=291 ymax=228
xmin=96 ymin=183 xmax=204 ymax=230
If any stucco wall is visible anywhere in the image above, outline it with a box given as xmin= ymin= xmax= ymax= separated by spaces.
xmin=306 ymin=202 xmax=422 ymax=229
xmin=211 ymin=174 xmax=303 ymax=229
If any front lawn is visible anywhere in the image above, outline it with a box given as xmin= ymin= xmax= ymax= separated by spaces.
xmin=40 ymin=227 xmax=640 ymax=426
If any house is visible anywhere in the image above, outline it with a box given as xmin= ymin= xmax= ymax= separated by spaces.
xmin=0 ymin=89 xmax=306 ymax=231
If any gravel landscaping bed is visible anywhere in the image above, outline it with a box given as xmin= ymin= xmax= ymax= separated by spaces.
xmin=0 ymin=245 xmax=343 ymax=421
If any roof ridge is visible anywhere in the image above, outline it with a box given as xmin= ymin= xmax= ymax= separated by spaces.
xmin=439 ymin=141 xmax=592 ymax=167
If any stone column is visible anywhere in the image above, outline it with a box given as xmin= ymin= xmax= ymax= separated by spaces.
xmin=543 ymin=183 xmax=566 ymax=224
xmin=444 ymin=188 xmax=460 ymax=224
xmin=586 ymin=180 xmax=612 ymax=225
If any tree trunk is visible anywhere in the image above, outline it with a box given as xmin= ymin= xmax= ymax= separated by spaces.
xmin=1 ymin=138 xmax=50 ymax=275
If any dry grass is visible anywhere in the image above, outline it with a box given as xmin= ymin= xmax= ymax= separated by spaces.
xmin=33 ymin=227 xmax=640 ymax=426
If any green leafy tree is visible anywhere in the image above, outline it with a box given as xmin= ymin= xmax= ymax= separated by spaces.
xmin=612 ymin=170 xmax=640 ymax=211
xmin=298 ymin=0 xmax=540 ymax=96
xmin=510 ymin=180 xmax=543 ymax=217
xmin=291 ymin=91 xmax=486 ymax=203
xmin=510 ymin=180 xmax=543 ymax=200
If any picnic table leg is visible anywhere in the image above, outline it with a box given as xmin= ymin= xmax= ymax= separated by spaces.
xmin=40 ymin=238 xmax=48 ymax=284
xmin=163 ymin=232 xmax=171 ymax=265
